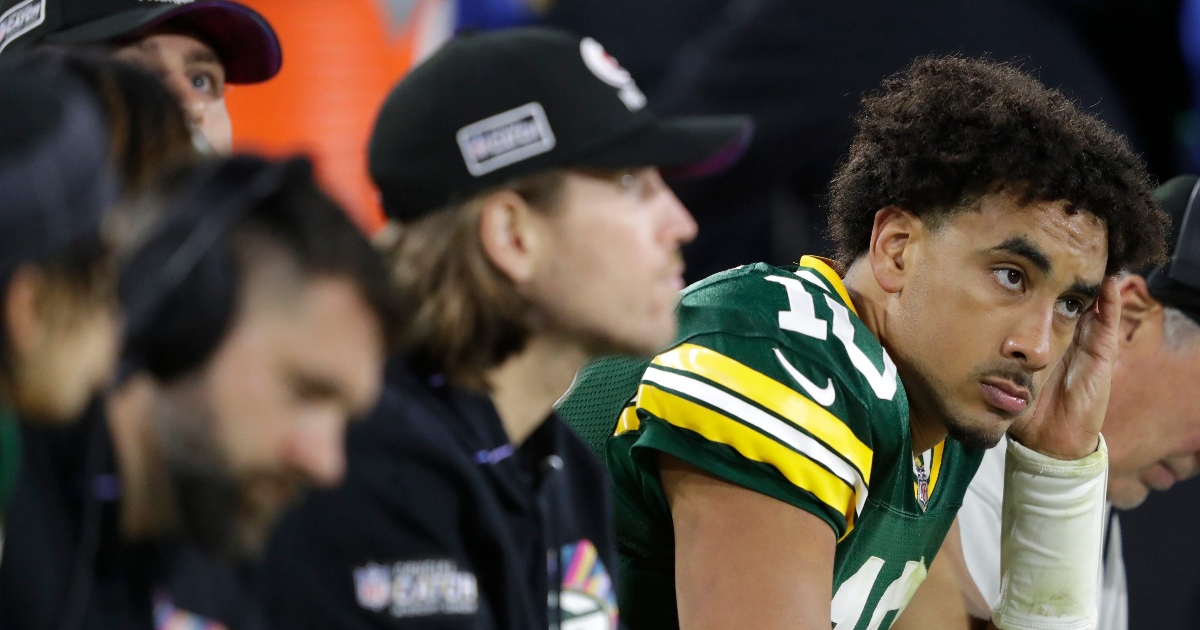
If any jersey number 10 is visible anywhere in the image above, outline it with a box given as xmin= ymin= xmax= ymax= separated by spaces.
xmin=765 ymin=274 xmax=898 ymax=401
xmin=830 ymin=556 xmax=928 ymax=630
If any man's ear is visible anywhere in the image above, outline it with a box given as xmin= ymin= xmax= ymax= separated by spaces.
xmin=868 ymin=206 xmax=922 ymax=294
xmin=4 ymin=264 xmax=47 ymax=361
xmin=478 ymin=190 xmax=540 ymax=284
xmin=1116 ymin=274 xmax=1161 ymax=345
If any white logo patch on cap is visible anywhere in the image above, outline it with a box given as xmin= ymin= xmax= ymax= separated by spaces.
xmin=580 ymin=37 xmax=646 ymax=112
xmin=456 ymin=102 xmax=556 ymax=177
xmin=0 ymin=0 xmax=45 ymax=55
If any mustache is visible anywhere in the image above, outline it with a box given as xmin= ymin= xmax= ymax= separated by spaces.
xmin=168 ymin=461 xmax=307 ymax=562
xmin=978 ymin=367 xmax=1036 ymax=398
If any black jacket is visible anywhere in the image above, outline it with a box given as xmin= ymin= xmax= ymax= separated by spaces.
xmin=0 ymin=400 xmax=264 ymax=630
xmin=263 ymin=359 xmax=620 ymax=630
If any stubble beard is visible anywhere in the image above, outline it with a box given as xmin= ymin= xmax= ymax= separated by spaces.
xmin=943 ymin=414 xmax=1007 ymax=451
xmin=152 ymin=379 xmax=253 ymax=562
xmin=896 ymin=354 xmax=1009 ymax=452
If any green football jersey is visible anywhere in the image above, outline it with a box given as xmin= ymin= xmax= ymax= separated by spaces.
xmin=0 ymin=405 xmax=20 ymax=562
xmin=558 ymin=257 xmax=985 ymax=630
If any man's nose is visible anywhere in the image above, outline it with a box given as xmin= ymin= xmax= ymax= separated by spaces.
xmin=283 ymin=414 xmax=348 ymax=488
xmin=663 ymin=192 xmax=698 ymax=247
xmin=1001 ymin=307 xmax=1053 ymax=370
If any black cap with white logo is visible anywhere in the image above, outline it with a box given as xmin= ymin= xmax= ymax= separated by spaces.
xmin=369 ymin=27 xmax=754 ymax=222
xmin=0 ymin=0 xmax=281 ymax=84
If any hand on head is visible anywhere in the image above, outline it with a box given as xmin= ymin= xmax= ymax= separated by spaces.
xmin=1008 ymin=277 xmax=1122 ymax=460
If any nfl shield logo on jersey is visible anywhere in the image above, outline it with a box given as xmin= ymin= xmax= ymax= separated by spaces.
xmin=355 ymin=563 xmax=392 ymax=611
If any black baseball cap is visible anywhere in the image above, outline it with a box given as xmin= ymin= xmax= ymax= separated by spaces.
xmin=0 ymin=66 xmax=115 ymax=283
xmin=369 ymin=27 xmax=754 ymax=221
xmin=1145 ymin=175 xmax=1200 ymax=322
xmin=0 ymin=0 xmax=281 ymax=84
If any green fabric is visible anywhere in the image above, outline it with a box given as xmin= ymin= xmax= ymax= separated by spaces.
xmin=558 ymin=261 xmax=985 ymax=630
xmin=0 ymin=406 xmax=20 ymax=533
xmin=558 ymin=355 xmax=651 ymax=461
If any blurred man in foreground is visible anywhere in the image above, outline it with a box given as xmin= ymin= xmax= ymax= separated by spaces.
xmin=1 ymin=0 xmax=283 ymax=154
xmin=894 ymin=174 xmax=1200 ymax=630
xmin=0 ymin=69 xmax=119 ymax=427
xmin=0 ymin=156 xmax=395 ymax=630
xmin=0 ymin=65 xmax=121 ymax=557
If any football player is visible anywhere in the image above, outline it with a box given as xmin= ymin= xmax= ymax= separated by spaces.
xmin=557 ymin=56 xmax=1168 ymax=630
xmin=890 ymin=175 xmax=1200 ymax=630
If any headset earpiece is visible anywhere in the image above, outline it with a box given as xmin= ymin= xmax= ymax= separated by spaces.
xmin=118 ymin=155 xmax=307 ymax=382
xmin=119 ymin=215 xmax=239 ymax=382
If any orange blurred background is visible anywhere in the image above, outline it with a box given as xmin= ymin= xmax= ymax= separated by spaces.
xmin=224 ymin=0 xmax=431 ymax=234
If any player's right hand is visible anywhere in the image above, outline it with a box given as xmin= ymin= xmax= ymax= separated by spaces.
xmin=1006 ymin=276 xmax=1121 ymax=461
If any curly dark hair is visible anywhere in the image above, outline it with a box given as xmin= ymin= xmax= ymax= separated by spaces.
xmin=828 ymin=56 xmax=1168 ymax=274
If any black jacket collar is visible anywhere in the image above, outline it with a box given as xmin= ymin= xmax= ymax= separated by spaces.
xmin=386 ymin=357 xmax=565 ymax=509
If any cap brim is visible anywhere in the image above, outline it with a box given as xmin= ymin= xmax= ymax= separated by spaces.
xmin=45 ymin=1 xmax=281 ymax=84
xmin=1155 ymin=175 xmax=1200 ymax=242
xmin=579 ymin=115 xmax=754 ymax=178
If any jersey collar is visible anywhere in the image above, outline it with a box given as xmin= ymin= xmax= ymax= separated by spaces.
xmin=799 ymin=256 xmax=858 ymax=317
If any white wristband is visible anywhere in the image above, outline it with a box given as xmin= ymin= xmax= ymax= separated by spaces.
xmin=992 ymin=434 xmax=1108 ymax=630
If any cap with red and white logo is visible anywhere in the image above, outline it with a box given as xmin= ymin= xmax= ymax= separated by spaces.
xmin=369 ymin=27 xmax=754 ymax=222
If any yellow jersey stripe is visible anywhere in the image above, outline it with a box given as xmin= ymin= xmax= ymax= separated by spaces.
xmin=616 ymin=405 xmax=641 ymax=435
xmin=799 ymin=255 xmax=858 ymax=316
xmin=640 ymin=366 xmax=868 ymax=515
xmin=928 ymin=440 xmax=945 ymax=497
xmin=637 ymin=382 xmax=857 ymax=529
xmin=653 ymin=343 xmax=873 ymax=484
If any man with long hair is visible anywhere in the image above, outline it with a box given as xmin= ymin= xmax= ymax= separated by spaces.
xmin=263 ymin=27 xmax=751 ymax=630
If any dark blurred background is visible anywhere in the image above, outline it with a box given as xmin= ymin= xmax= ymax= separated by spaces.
xmin=547 ymin=0 xmax=1192 ymax=283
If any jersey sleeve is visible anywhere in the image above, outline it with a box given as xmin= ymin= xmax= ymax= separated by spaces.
xmin=624 ymin=332 xmax=875 ymax=540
